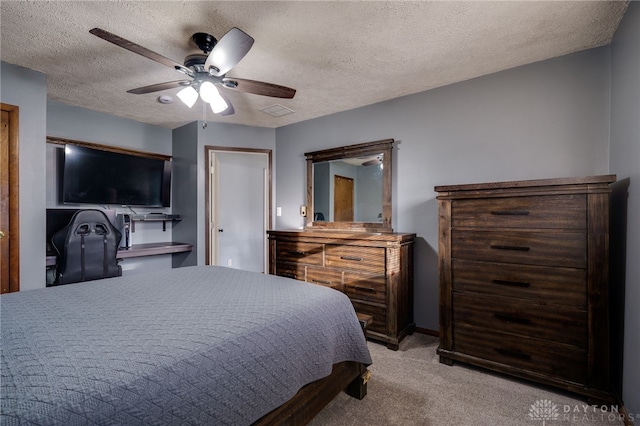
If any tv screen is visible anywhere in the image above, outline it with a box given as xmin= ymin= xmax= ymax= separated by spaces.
xmin=62 ymin=145 xmax=171 ymax=207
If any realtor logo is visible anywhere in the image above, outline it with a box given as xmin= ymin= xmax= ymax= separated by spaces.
xmin=529 ymin=399 xmax=560 ymax=425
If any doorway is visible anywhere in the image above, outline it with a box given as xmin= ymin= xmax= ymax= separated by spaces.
xmin=205 ymin=147 xmax=271 ymax=273
xmin=1 ymin=103 xmax=19 ymax=293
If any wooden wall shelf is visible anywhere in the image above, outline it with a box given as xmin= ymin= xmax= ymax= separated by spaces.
xmin=46 ymin=242 xmax=192 ymax=267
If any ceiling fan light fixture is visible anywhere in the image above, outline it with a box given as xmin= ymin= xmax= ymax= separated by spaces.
xmin=198 ymin=81 xmax=218 ymax=103
xmin=199 ymin=81 xmax=228 ymax=113
xmin=209 ymin=97 xmax=228 ymax=114
xmin=177 ymin=86 xmax=198 ymax=108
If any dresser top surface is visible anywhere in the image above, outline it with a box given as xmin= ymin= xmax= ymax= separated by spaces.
xmin=435 ymin=174 xmax=616 ymax=195
xmin=267 ymin=229 xmax=415 ymax=243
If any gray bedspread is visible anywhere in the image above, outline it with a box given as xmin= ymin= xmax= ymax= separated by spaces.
xmin=1 ymin=265 xmax=372 ymax=425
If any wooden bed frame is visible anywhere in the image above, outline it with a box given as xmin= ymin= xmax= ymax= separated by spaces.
xmin=254 ymin=361 xmax=370 ymax=425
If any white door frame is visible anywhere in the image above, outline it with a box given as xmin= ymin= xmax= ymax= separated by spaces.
xmin=204 ymin=146 xmax=272 ymax=272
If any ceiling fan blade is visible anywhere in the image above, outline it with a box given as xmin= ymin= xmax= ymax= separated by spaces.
xmin=222 ymin=78 xmax=296 ymax=99
xmin=127 ymin=80 xmax=190 ymax=95
xmin=90 ymin=28 xmax=184 ymax=70
xmin=217 ymin=90 xmax=235 ymax=116
xmin=204 ymin=28 xmax=254 ymax=77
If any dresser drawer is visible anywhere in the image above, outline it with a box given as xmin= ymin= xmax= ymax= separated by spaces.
xmin=343 ymin=271 xmax=386 ymax=304
xmin=350 ymin=300 xmax=387 ymax=335
xmin=452 ymin=230 xmax=586 ymax=268
xmin=268 ymin=230 xmax=415 ymax=349
xmin=275 ymin=241 xmax=324 ymax=266
xmin=325 ymin=245 xmax=385 ymax=274
xmin=453 ymin=293 xmax=587 ymax=347
xmin=454 ymin=326 xmax=587 ymax=384
xmin=452 ymin=194 xmax=586 ymax=229
xmin=306 ymin=266 xmax=343 ymax=291
xmin=452 ymin=259 xmax=587 ymax=308
xmin=275 ymin=263 xmax=306 ymax=281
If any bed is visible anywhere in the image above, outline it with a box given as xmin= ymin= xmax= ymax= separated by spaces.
xmin=1 ymin=265 xmax=372 ymax=425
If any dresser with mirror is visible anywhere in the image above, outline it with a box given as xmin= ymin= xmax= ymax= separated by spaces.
xmin=267 ymin=139 xmax=415 ymax=350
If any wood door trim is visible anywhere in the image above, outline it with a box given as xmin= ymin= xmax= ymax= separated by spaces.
xmin=1 ymin=103 xmax=19 ymax=292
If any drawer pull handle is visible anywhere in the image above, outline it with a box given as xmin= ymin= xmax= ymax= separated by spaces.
xmin=312 ymin=279 xmax=331 ymax=285
xmin=281 ymin=273 xmax=297 ymax=279
xmin=492 ymin=279 xmax=530 ymax=288
xmin=350 ymin=285 xmax=376 ymax=293
xmin=340 ymin=256 xmax=363 ymax=261
xmin=494 ymin=347 xmax=531 ymax=361
xmin=493 ymin=313 xmax=531 ymax=325
xmin=287 ymin=250 xmax=307 ymax=256
xmin=490 ymin=245 xmax=530 ymax=252
xmin=490 ymin=210 xmax=530 ymax=216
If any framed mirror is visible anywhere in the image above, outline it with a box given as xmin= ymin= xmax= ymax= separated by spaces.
xmin=305 ymin=139 xmax=393 ymax=232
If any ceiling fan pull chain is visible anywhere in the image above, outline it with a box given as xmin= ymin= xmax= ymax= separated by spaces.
xmin=202 ymin=101 xmax=208 ymax=129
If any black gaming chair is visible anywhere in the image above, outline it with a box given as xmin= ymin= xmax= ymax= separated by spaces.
xmin=51 ymin=209 xmax=122 ymax=285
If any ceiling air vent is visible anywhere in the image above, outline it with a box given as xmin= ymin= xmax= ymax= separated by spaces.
xmin=260 ymin=104 xmax=294 ymax=117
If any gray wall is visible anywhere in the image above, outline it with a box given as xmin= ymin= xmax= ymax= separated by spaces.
xmin=0 ymin=62 xmax=47 ymax=291
xmin=47 ymin=101 xmax=172 ymax=155
xmin=610 ymin=1 xmax=640 ymax=414
xmin=172 ymin=121 xmax=276 ymax=266
xmin=171 ymin=122 xmax=200 ymax=268
xmin=276 ymin=46 xmax=611 ymax=332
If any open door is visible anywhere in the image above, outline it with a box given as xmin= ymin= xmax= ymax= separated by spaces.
xmin=206 ymin=147 xmax=271 ymax=273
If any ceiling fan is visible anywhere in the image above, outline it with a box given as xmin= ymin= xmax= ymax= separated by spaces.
xmin=89 ymin=27 xmax=296 ymax=116
xmin=362 ymin=156 xmax=382 ymax=167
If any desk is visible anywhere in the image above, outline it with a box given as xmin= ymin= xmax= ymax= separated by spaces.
xmin=46 ymin=242 xmax=193 ymax=267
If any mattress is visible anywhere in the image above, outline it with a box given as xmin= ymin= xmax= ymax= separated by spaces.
xmin=1 ymin=265 xmax=372 ymax=425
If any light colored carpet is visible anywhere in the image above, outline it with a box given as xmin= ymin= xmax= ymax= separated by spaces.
xmin=310 ymin=334 xmax=624 ymax=426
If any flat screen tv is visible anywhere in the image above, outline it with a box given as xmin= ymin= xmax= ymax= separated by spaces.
xmin=61 ymin=145 xmax=171 ymax=207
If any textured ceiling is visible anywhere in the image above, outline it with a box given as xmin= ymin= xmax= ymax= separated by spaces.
xmin=0 ymin=1 xmax=629 ymax=130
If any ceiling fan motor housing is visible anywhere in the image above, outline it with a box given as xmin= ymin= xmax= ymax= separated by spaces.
xmin=192 ymin=32 xmax=217 ymax=53
xmin=183 ymin=53 xmax=208 ymax=70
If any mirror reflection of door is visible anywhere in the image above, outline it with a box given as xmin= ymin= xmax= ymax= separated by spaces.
xmin=334 ymin=175 xmax=354 ymax=222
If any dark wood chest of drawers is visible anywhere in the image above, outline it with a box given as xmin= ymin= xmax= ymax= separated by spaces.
xmin=267 ymin=230 xmax=415 ymax=350
xmin=435 ymin=175 xmax=616 ymax=403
